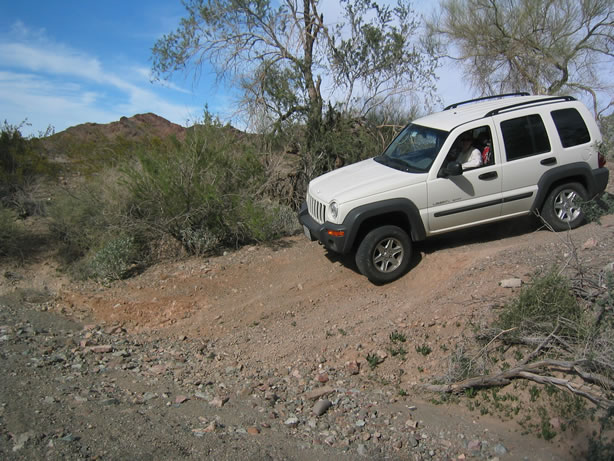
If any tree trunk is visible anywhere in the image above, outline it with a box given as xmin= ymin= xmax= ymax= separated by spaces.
xmin=302 ymin=0 xmax=323 ymax=147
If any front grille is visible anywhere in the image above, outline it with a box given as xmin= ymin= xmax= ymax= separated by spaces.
xmin=307 ymin=192 xmax=326 ymax=224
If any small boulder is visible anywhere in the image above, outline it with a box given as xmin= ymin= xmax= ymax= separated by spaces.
xmin=312 ymin=399 xmax=332 ymax=416
xmin=500 ymin=278 xmax=522 ymax=288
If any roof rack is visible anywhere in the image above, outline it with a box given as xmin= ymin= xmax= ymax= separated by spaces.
xmin=444 ymin=92 xmax=530 ymax=110
xmin=484 ymin=96 xmax=576 ymax=117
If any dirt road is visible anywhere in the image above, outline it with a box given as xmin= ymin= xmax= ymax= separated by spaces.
xmin=2 ymin=213 xmax=613 ymax=460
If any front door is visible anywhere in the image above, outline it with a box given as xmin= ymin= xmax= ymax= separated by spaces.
xmin=427 ymin=124 xmax=503 ymax=233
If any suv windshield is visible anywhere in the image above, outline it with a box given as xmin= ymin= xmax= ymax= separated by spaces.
xmin=375 ymin=124 xmax=448 ymax=173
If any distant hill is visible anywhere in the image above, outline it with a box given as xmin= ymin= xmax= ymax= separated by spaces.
xmin=45 ymin=113 xmax=187 ymax=147
xmin=36 ymin=113 xmax=189 ymax=170
xmin=37 ymin=113 xmax=255 ymax=172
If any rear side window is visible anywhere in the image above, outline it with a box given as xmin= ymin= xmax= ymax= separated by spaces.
xmin=501 ymin=114 xmax=551 ymax=161
xmin=551 ymin=108 xmax=591 ymax=147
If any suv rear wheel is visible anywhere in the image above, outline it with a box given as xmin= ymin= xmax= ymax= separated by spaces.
xmin=541 ymin=182 xmax=587 ymax=231
xmin=355 ymin=225 xmax=411 ymax=284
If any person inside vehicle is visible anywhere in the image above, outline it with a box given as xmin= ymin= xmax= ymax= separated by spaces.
xmin=477 ymin=132 xmax=493 ymax=165
xmin=456 ymin=133 xmax=483 ymax=170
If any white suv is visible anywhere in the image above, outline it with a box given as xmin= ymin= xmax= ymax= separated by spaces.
xmin=299 ymin=94 xmax=609 ymax=283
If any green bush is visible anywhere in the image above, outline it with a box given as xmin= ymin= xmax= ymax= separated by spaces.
xmin=496 ymin=269 xmax=584 ymax=338
xmin=48 ymin=181 xmax=150 ymax=280
xmin=235 ymin=199 xmax=300 ymax=243
xmin=0 ymin=121 xmax=55 ymax=203
xmin=582 ymin=192 xmax=614 ymax=224
xmin=0 ymin=206 xmax=22 ymax=257
xmin=122 ymin=123 xmax=291 ymax=255
xmin=587 ymin=407 xmax=614 ymax=460
xmin=598 ymin=113 xmax=613 ymax=161
xmin=85 ymin=234 xmax=143 ymax=282
xmin=45 ymin=122 xmax=300 ymax=279
xmin=48 ymin=186 xmax=109 ymax=262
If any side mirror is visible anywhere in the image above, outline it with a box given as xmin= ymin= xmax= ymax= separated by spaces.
xmin=443 ymin=161 xmax=463 ymax=177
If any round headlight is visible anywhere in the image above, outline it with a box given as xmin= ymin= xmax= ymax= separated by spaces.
xmin=329 ymin=201 xmax=338 ymax=219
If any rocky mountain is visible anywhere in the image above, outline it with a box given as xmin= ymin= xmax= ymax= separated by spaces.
xmin=43 ymin=113 xmax=186 ymax=148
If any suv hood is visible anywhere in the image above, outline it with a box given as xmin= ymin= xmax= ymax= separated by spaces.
xmin=310 ymin=158 xmax=427 ymax=203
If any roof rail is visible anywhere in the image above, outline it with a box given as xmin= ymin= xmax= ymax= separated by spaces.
xmin=484 ymin=96 xmax=576 ymax=117
xmin=444 ymin=92 xmax=530 ymax=110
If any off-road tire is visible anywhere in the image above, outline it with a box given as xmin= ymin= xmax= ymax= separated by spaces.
xmin=355 ymin=225 xmax=412 ymax=284
xmin=541 ymin=182 xmax=588 ymax=231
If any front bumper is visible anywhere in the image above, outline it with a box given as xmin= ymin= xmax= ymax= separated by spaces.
xmin=298 ymin=202 xmax=351 ymax=254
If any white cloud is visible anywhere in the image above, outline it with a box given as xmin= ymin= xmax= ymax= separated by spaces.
xmin=0 ymin=42 xmax=104 ymax=82
xmin=0 ymin=22 xmax=199 ymax=135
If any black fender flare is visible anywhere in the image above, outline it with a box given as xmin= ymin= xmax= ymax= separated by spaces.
xmin=532 ymin=162 xmax=599 ymax=212
xmin=340 ymin=198 xmax=426 ymax=252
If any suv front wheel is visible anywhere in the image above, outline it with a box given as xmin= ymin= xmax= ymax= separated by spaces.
xmin=541 ymin=182 xmax=587 ymax=231
xmin=355 ymin=225 xmax=412 ymax=284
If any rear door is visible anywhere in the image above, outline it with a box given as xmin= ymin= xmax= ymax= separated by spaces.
xmin=494 ymin=110 xmax=555 ymax=217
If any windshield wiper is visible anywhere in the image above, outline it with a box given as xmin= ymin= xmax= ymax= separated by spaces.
xmin=375 ymin=155 xmax=422 ymax=173
xmin=375 ymin=155 xmax=406 ymax=170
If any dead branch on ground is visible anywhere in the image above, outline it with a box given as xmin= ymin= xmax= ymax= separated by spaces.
xmin=420 ymin=359 xmax=614 ymax=409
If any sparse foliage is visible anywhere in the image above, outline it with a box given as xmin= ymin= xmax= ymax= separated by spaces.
xmin=329 ymin=0 xmax=438 ymax=116
xmin=47 ymin=173 xmax=149 ymax=282
xmin=0 ymin=206 xmax=23 ymax=258
xmin=85 ymin=235 xmax=143 ymax=282
xmin=582 ymin=192 xmax=614 ymax=224
xmin=428 ymin=0 xmax=614 ymax=116
xmin=427 ymin=263 xmax=614 ymax=412
xmin=0 ymin=121 xmax=55 ymax=206
xmin=495 ymin=269 xmax=583 ymax=338
xmin=366 ymin=352 xmax=382 ymax=369
xmin=599 ymin=113 xmax=614 ymax=159
xmin=152 ymin=0 xmax=436 ymax=152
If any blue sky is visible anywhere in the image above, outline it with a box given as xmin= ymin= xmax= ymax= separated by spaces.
xmin=0 ymin=1 xmax=469 ymax=137
xmin=0 ymin=1 xmax=227 ymax=136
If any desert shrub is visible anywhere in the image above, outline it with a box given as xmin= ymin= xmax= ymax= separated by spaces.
xmin=48 ymin=186 xmax=109 ymax=262
xmin=47 ymin=168 xmax=146 ymax=254
xmin=587 ymin=407 xmax=614 ymax=460
xmin=491 ymin=266 xmax=613 ymax=386
xmin=83 ymin=234 xmax=143 ymax=282
xmin=312 ymin=110 xmax=383 ymax=168
xmin=47 ymin=123 xmax=299 ymax=278
xmin=9 ymin=180 xmax=49 ymax=218
xmin=234 ymin=199 xmax=300 ymax=243
xmin=0 ymin=206 xmax=23 ymax=258
xmin=52 ymin=134 xmax=161 ymax=175
xmin=269 ymin=201 xmax=302 ymax=235
xmin=582 ymin=192 xmax=614 ymax=224
xmin=122 ymin=123 xmax=290 ymax=255
xmin=48 ymin=179 xmax=151 ymax=280
xmin=598 ymin=113 xmax=613 ymax=161
xmin=0 ymin=121 xmax=55 ymax=203
xmin=496 ymin=269 xmax=584 ymax=339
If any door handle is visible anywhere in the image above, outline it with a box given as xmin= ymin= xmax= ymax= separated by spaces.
xmin=540 ymin=157 xmax=557 ymax=166
xmin=478 ymin=171 xmax=498 ymax=180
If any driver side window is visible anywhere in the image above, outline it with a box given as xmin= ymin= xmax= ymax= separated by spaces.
xmin=443 ymin=126 xmax=494 ymax=173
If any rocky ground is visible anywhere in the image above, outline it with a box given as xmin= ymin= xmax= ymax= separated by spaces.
xmin=1 ymin=209 xmax=613 ymax=460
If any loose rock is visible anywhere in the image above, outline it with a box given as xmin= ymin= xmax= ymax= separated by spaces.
xmin=312 ymin=399 xmax=332 ymax=416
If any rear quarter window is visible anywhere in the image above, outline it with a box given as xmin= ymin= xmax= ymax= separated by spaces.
xmin=551 ymin=108 xmax=591 ymax=147
xmin=501 ymin=114 xmax=551 ymax=161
